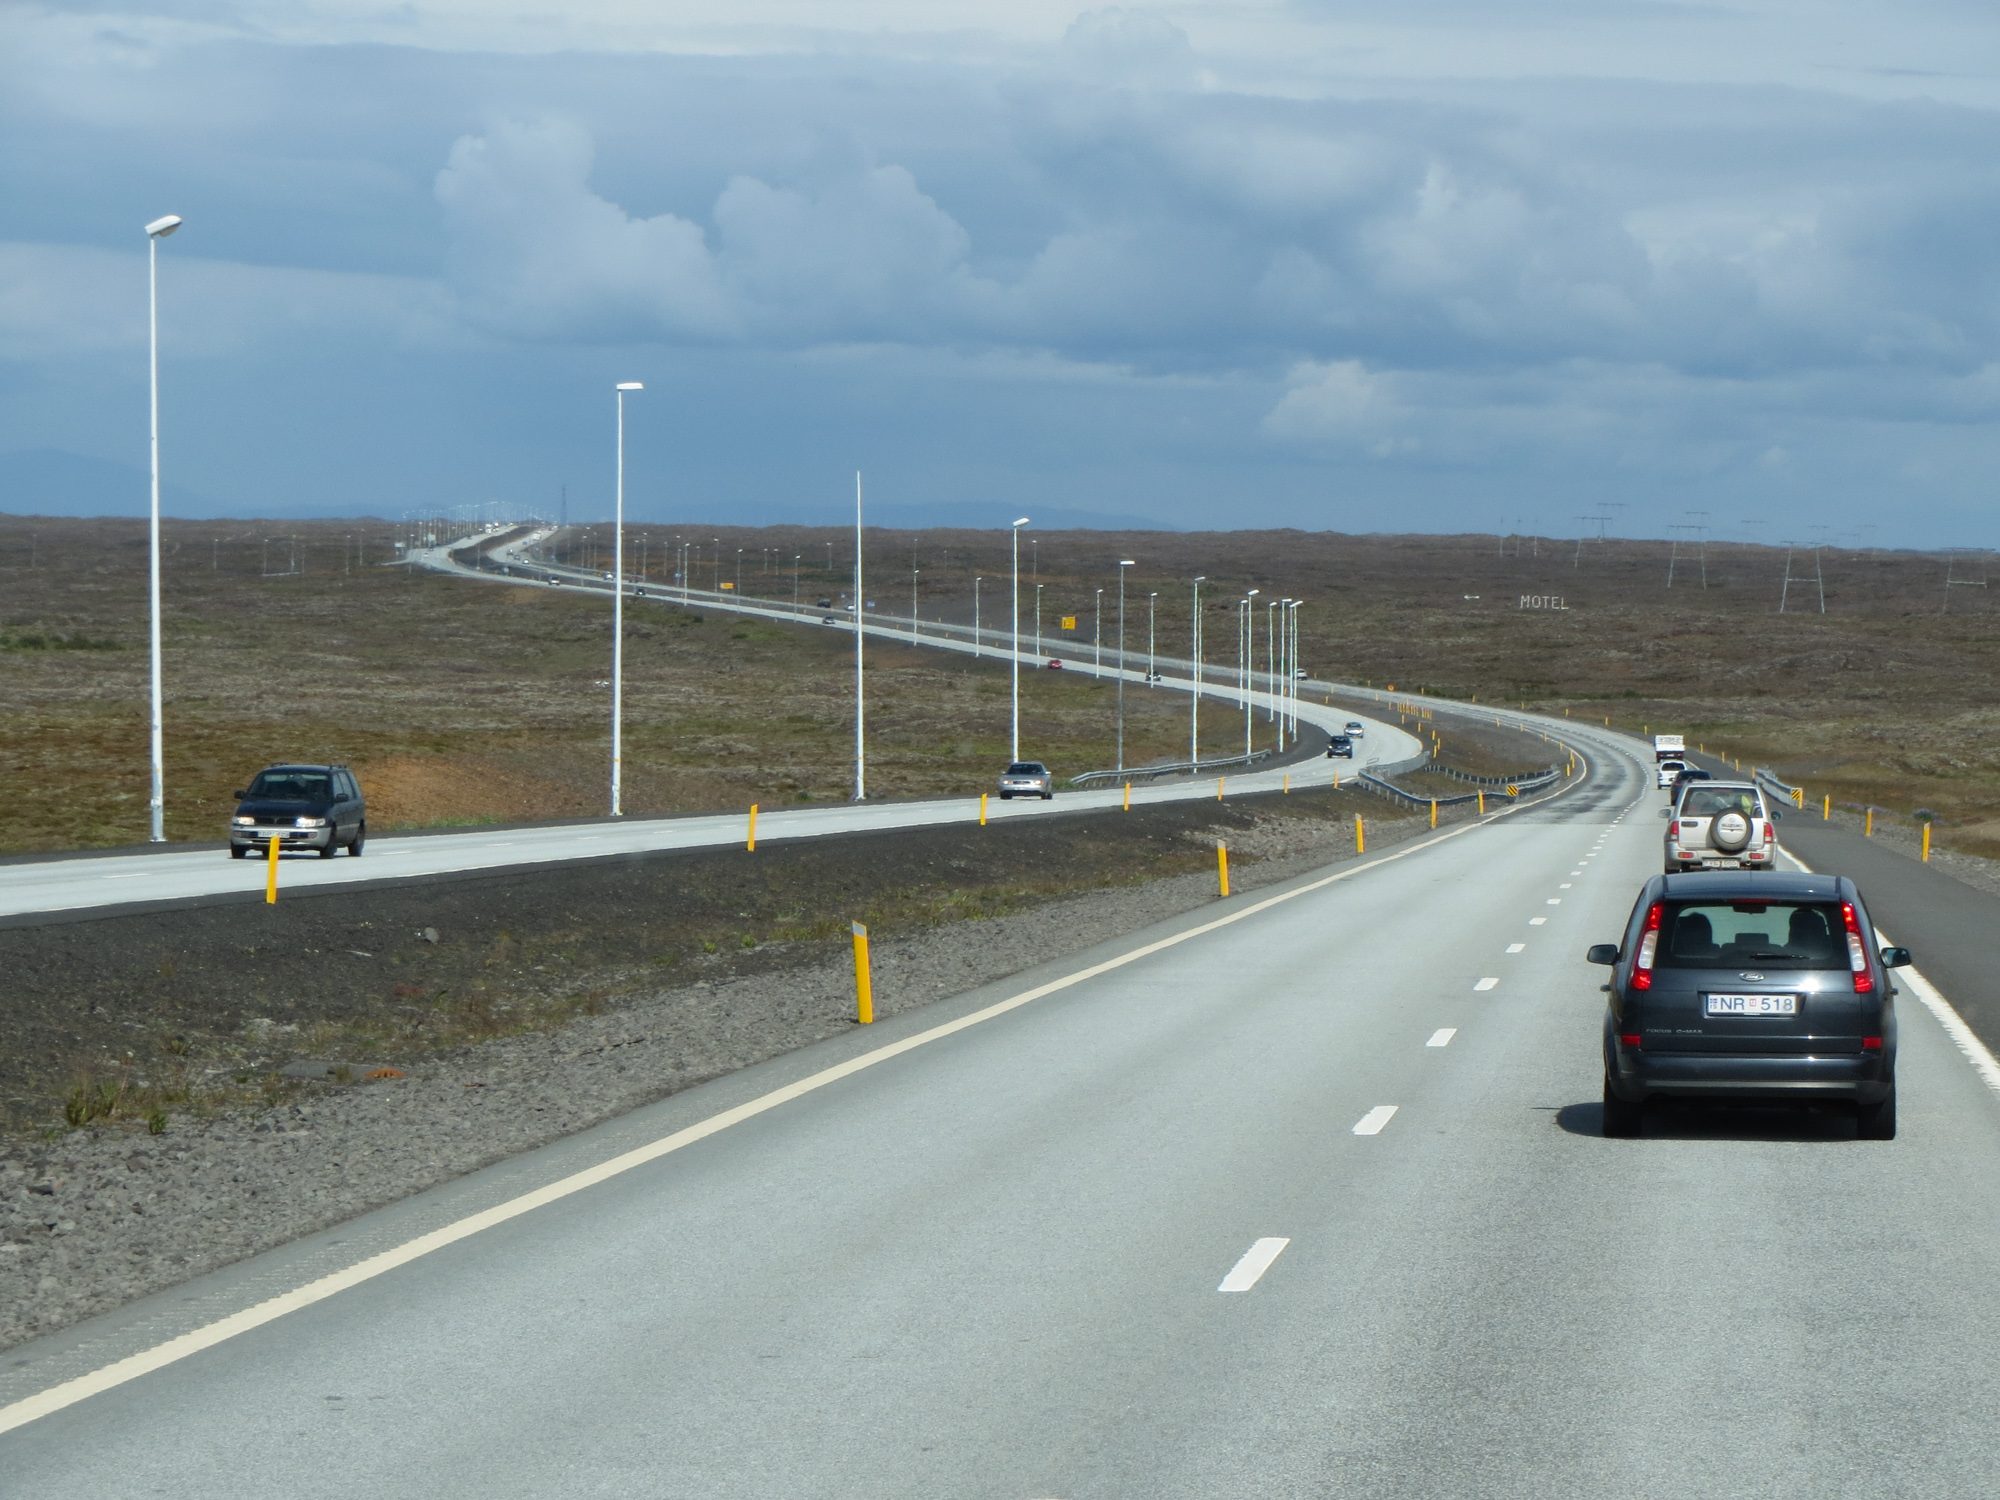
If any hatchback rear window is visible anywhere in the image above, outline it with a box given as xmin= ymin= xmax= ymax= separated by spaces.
xmin=1656 ymin=901 xmax=1845 ymax=969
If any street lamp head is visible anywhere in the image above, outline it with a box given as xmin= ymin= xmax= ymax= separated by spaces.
xmin=1119 ymin=559 xmax=1135 ymax=568
xmin=1246 ymin=586 xmax=1259 ymax=598
xmin=144 ymin=215 xmax=183 ymax=239
xmin=615 ymin=381 xmax=644 ymax=392
xmin=1011 ymin=517 xmax=1031 ymax=529
xmin=1193 ymin=575 xmax=1207 ymax=585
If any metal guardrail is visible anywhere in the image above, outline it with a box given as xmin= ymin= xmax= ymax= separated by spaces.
xmin=1753 ymin=767 xmax=1805 ymax=804
xmin=1358 ymin=763 xmax=1564 ymax=811
xmin=1069 ymin=749 xmax=1273 ymax=786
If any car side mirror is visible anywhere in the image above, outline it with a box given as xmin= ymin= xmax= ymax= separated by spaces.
xmin=233 ymin=790 xmax=247 ymax=800
xmin=1880 ymin=947 xmax=1912 ymax=969
xmin=1586 ymin=944 xmax=1620 ymax=966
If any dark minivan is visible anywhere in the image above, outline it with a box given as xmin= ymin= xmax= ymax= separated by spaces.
xmin=1588 ymin=871 xmax=1908 ymax=1138
xmin=229 ymin=764 xmax=366 ymax=858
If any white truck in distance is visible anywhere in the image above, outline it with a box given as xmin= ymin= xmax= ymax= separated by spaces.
xmin=1653 ymin=733 xmax=1686 ymax=763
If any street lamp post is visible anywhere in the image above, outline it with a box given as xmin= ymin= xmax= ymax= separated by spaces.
xmin=1147 ymin=592 xmax=1157 ymax=683
xmin=735 ymin=547 xmax=743 ymax=595
xmin=793 ymin=553 xmax=802 ymax=612
xmin=1093 ymin=588 xmax=1103 ymax=675
xmin=1266 ymin=600 xmax=1278 ymax=739
xmin=1034 ymin=583 xmax=1044 ymax=658
xmin=611 ymin=381 xmax=644 ymax=817
xmin=1116 ymin=560 xmax=1135 ymax=771
xmin=1242 ymin=588 xmax=1259 ymax=757
xmin=911 ymin=565 xmax=920 ymax=641
xmin=1190 ymin=576 xmax=1206 ymax=767
xmin=1275 ymin=598 xmax=1291 ymax=750
xmin=1009 ymin=519 xmax=1030 ymax=760
xmin=973 ymin=576 xmax=982 ymax=657
xmin=854 ymin=474 xmax=866 ymax=800
xmin=1287 ymin=600 xmax=1303 ymax=740
xmin=144 ymin=212 xmax=182 ymax=842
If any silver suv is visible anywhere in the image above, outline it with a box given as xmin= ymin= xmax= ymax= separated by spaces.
xmin=1662 ymin=780 xmax=1775 ymax=873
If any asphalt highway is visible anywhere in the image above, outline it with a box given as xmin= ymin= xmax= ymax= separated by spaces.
xmin=5 ymin=729 xmax=1997 ymax=1495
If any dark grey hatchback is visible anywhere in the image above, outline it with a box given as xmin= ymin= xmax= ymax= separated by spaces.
xmin=1588 ymin=871 xmax=1909 ymax=1139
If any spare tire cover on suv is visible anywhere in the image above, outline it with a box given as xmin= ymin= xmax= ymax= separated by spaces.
xmin=1711 ymin=810 xmax=1752 ymax=852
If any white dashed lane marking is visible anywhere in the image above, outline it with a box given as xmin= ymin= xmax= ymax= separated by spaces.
xmin=1218 ymin=1238 xmax=1290 ymax=1293
xmin=1352 ymin=1106 xmax=1399 ymax=1136
xmin=1426 ymin=1028 xmax=1457 ymax=1048
xmin=1474 ymin=977 xmax=1499 ymax=992
xmin=1530 ymin=917 xmax=1548 ymax=926
xmin=1506 ymin=942 xmax=1526 ymax=954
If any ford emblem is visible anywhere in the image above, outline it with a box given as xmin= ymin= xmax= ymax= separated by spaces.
xmin=1741 ymin=971 xmax=1766 ymax=982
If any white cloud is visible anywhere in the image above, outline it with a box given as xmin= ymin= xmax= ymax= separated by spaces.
xmin=434 ymin=118 xmax=733 ymax=341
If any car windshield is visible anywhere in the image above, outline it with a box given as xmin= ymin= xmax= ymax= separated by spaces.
xmin=1680 ymin=786 xmax=1758 ymax=818
xmin=249 ymin=771 xmax=330 ymax=800
xmin=1656 ymin=900 xmax=1846 ymax=969
xmin=1006 ymin=763 xmax=1046 ymax=776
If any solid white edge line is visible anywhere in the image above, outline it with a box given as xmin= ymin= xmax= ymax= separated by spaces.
xmin=1426 ymin=1028 xmax=1457 ymax=1048
xmin=1352 ymin=1105 xmax=1399 ymax=1136
xmin=1218 ymin=1237 xmax=1291 ymax=1293
xmin=0 ymin=780 xmax=1580 ymax=1437
xmin=1778 ymin=847 xmax=2000 ymax=1100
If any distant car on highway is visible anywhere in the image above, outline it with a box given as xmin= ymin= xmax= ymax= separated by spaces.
xmin=1344 ymin=721 xmax=1365 ymax=738
xmin=816 ymin=597 xmax=833 ymax=608
xmin=1663 ymin=780 xmax=1775 ymax=873
xmin=1588 ymin=869 xmax=1907 ymax=1137
xmin=1046 ymin=658 xmax=1064 ymax=670
xmin=546 ymin=577 xmax=562 ymax=586
xmin=1671 ymin=766 xmax=1712 ymax=796
xmin=1656 ymin=757 xmax=1690 ymax=790
xmin=229 ymin=764 xmax=365 ymax=859
xmin=998 ymin=762 xmax=1054 ymax=800
xmin=1326 ymin=734 xmax=1354 ymax=759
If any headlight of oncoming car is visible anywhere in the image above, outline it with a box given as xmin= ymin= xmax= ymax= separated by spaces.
xmin=294 ymin=815 xmax=328 ymax=828
xmin=231 ymin=815 xmax=255 ymax=826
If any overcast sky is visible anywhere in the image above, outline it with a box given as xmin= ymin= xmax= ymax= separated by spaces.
xmin=3 ymin=0 xmax=1997 ymax=543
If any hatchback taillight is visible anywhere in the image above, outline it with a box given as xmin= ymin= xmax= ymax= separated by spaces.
xmin=1632 ymin=901 xmax=1664 ymax=991
xmin=1840 ymin=900 xmax=1874 ymax=994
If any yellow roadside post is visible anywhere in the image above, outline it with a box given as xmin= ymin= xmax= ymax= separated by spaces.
xmin=1865 ymin=808 xmax=1874 ymax=837
xmin=1478 ymin=790 xmax=1486 ymax=814
xmin=1922 ymin=822 xmax=1932 ymax=862
xmin=1283 ymin=773 xmax=1290 ymax=795
xmin=1123 ymin=781 xmax=1131 ymax=811
xmin=851 ymin=922 xmax=874 ymax=1025
xmin=747 ymin=803 xmax=758 ymax=852
xmin=265 ymin=836 xmax=280 ymax=904
xmin=1429 ymin=800 xmax=1438 ymax=829
xmin=979 ymin=792 xmax=988 ymax=826
xmin=1822 ymin=793 xmax=1830 ymax=821
xmin=1355 ymin=816 xmax=1366 ymax=853
xmin=1332 ymin=769 xmax=1341 ymax=789
xmin=1217 ymin=843 xmax=1230 ymax=897
xmin=1217 ymin=777 xmax=1225 ymax=801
